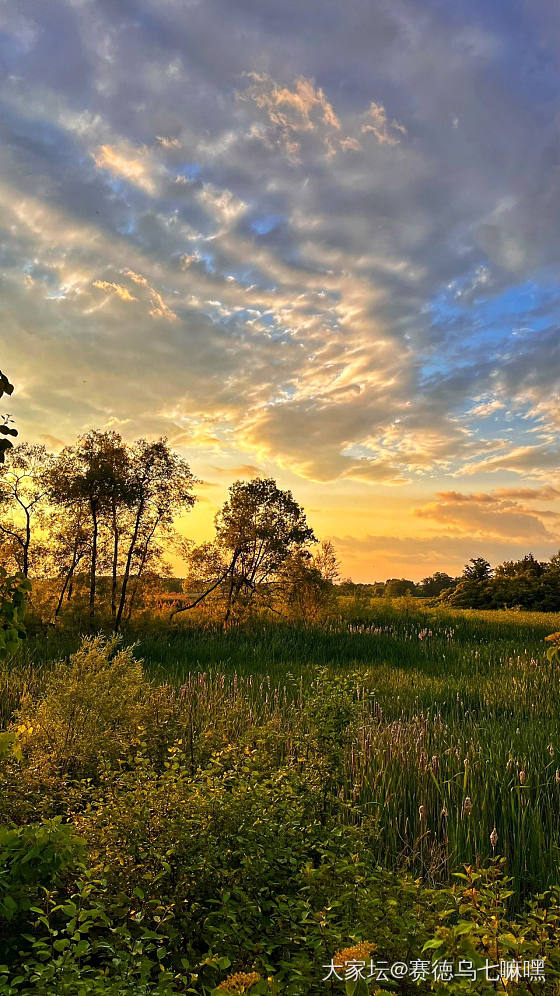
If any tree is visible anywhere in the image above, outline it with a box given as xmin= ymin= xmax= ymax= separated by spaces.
xmin=313 ymin=539 xmax=341 ymax=585
xmin=46 ymin=431 xmax=130 ymax=622
xmin=384 ymin=578 xmax=417 ymax=598
xmin=420 ymin=572 xmax=457 ymax=597
xmin=463 ymin=557 xmax=492 ymax=582
xmin=0 ymin=371 xmax=17 ymax=463
xmin=0 ymin=443 xmax=52 ymax=576
xmin=444 ymin=557 xmax=493 ymax=608
xmin=495 ymin=553 xmax=545 ymax=580
xmin=279 ymin=540 xmax=340 ymax=620
xmin=175 ymin=477 xmax=315 ymax=623
xmin=114 ymin=438 xmax=196 ymax=631
xmin=44 ymin=505 xmax=90 ymax=618
xmin=46 ymin=433 xmax=196 ymax=628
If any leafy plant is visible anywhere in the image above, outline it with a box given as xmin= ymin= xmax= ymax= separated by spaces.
xmin=0 ymin=568 xmax=30 ymax=656
xmin=13 ymin=635 xmax=147 ymax=776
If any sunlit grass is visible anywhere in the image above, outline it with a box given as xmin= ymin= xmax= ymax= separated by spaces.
xmin=3 ymin=601 xmax=560 ymax=898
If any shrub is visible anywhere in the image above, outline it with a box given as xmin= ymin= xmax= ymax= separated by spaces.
xmin=12 ymin=636 xmax=147 ymax=777
xmin=0 ymin=818 xmax=82 ymax=923
xmin=0 ymin=570 xmax=30 ymax=657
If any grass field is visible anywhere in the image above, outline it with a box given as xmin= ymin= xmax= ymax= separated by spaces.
xmin=5 ymin=602 xmax=560 ymax=893
xmin=2 ymin=601 xmax=560 ymax=993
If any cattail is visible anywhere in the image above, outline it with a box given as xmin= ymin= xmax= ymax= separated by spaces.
xmin=490 ymin=827 xmax=498 ymax=849
xmin=463 ymin=796 xmax=473 ymax=816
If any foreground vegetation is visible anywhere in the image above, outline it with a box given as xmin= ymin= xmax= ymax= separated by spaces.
xmin=1 ymin=604 xmax=560 ymax=994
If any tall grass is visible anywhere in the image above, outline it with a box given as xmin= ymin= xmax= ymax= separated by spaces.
xmin=2 ymin=601 xmax=560 ymax=898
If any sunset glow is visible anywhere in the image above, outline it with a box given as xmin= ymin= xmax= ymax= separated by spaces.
xmin=2 ymin=1 xmax=560 ymax=580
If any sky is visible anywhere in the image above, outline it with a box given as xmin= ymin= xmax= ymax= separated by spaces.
xmin=1 ymin=0 xmax=560 ymax=582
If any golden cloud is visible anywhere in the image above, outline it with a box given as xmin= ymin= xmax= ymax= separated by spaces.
xmin=92 ymin=279 xmax=136 ymax=302
xmin=93 ymin=144 xmax=156 ymax=193
xmin=361 ymin=101 xmax=407 ymax=145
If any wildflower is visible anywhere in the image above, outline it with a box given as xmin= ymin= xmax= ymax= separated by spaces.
xmin=519 ymin=769 xmax=526 ymax=784
xmin=334 ymin=941 xmax=376 ymax=963
xmin=217 ymin=972 xmax=261 ymax=993
xmin=418 ymin=804 xmax=426 ymax=820
xmin=549 ymin=744 xmax=555 ymax=757
xmin=490 ymin=827 xmax=498 ymax=849
xmin=463 ymin=796 xmax=473 ymax=816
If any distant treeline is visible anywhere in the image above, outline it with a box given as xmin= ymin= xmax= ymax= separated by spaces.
xmin=340 ymin=553 xmax=560 ymax=611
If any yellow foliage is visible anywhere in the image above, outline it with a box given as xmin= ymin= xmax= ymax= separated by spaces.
xmin=217 ymin=972 xmax=261 ymax=993
xmin=13 ymin=635 xmax=146 ymax=776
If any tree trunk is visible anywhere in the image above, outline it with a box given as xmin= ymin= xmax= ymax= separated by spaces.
xmin=89 ymin=499 xmax=98 ymax=621
xmin=124 ymin=519 xmax=159 ymax=624
xmin=54 ymin=531 xmax=83 ymax=618
xmin=223 ymin=550 xmax=241 ymax=626
xmin=115 ymin=499 xmax=144 ymax=632
xmin=23 ymin=508 xmax=30 ymax=577
xmin=111 ymin=499 xmax=119 ymax=618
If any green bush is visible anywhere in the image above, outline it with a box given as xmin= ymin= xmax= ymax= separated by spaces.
xmin=12 ymin=636 xmax=147 ymax=778
xmin=0 ymin=819 xmax=81 ymax=922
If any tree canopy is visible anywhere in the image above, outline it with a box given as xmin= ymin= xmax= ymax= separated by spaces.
xmin=176 ymin=477 xmax=316 ymax=622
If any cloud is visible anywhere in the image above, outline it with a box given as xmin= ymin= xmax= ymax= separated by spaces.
xmin=462 ymin=445 xmax=560 ymax=479
xmin=124 ymin=269 xmax=149 ymax=286
xmin=361 ymin=102 xmax=406 ymax=146
xmin=467 ymin=398 xmax=505 ymax=418
xmin=93 ymin=144 xmax=157 ymax=193
xmin=238 ymin=73 xmax=403 ymax=163
xmin=210 ymin=464 xmax=263 ymax=478
xmin=149 ymin=289 xmax=177 ymax=321
xmin=414 ymin=488 xmax=560 ymax=543
xmin=494 ymin=486 xmax=560 ymax=501
xmin=1 ymin=0 xmax=560 ymax=579
xmin=92 ymin=280 xmax=136 ymax=302
xmin=156 ymin=136 xmax=181 ymax=149
xmin=239 ymin=73 xmax=342 ymax=162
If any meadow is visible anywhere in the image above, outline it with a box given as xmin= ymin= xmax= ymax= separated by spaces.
xmin=1 ymin=601 xmax=560 ymax=994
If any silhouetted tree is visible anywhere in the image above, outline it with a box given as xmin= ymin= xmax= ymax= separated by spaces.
xmin=175 ymin=477 xmax=315 ymax=623
xmin=384 ymin=578 xmax=417 ymax=598
xmin=115 ymin=438 xmax=195 ymax=631
xmin=47 ymin=431 xmax=130 ymax=621
xmin=420 ymin=571 xmax=457 ymax=597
